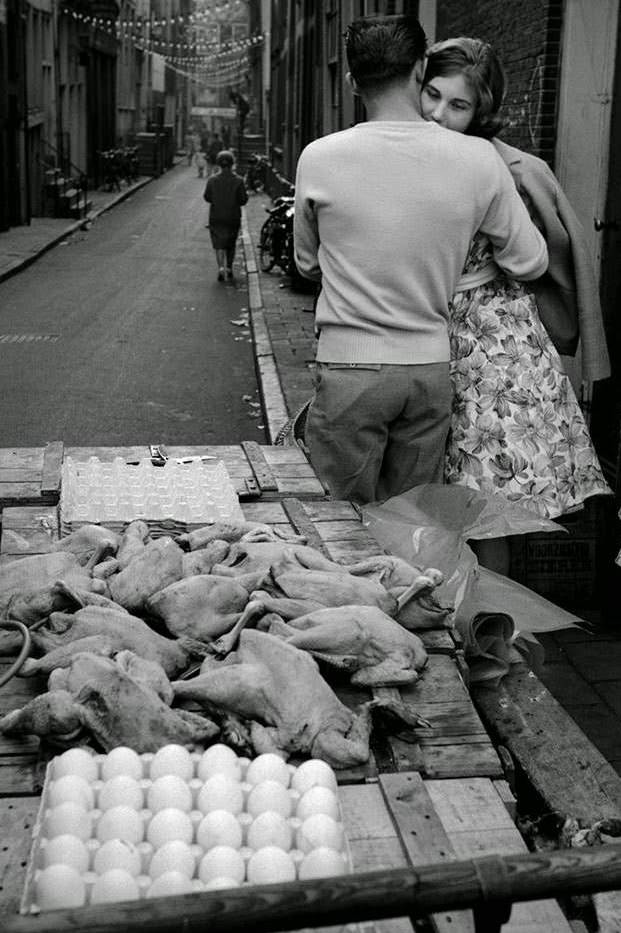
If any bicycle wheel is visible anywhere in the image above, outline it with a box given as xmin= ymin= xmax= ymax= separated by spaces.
xmin=259 ymin=221 xmax=276 ymax=272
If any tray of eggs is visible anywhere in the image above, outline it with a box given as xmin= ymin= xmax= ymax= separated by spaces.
xmin=21 ymin=743 xmax=353 ymax=913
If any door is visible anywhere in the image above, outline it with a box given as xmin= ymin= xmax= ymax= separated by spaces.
xmin=554 ymin=0 xmax=621 ymax=620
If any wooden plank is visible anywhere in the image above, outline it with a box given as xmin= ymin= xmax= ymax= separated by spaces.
xmin=40 ymin=442 xmax=64 ymax=496
xmin=425 ymin=779 xmax=573 ymax=933
xmin=241 ymin=441 xmax=279 ymax=492
xmin=473 ymin=670 xmax=621 ymax=823
xmin=0 ymin=756 xmax=43 ymax=796
xmin=338 ymin=783 xmax=414 ymax=933
xmin=0 ymin=506 xmax=59 ymax=555
xmin=379 ymin=771 xmax=473 ymax=933
xmin=0 ymin=797 xmax=40 ymax=915
xmin=281 ymin=498 xmax=332 ymax=556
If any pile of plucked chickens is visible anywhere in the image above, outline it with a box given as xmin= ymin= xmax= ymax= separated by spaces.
xmin=0 ymin=520 xmax=452 ymax=768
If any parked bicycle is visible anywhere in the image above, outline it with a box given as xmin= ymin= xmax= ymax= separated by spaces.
xmin=244 ymin=153 xmax=268 ymax=193
xmin=258 ymin=195 xmax=296 ymax=276
xmin=98 ymin=146 xmax=140 ymax=191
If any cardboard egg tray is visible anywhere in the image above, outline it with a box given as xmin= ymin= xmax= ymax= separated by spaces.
xmin=21 ymin=745 xmax=355 ymax=915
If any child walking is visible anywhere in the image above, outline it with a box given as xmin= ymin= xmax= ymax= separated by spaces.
xmin=203 ymin=150 xmax=248 ymax=282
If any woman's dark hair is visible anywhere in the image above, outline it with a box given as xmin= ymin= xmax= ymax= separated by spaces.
xmin=423 ymin=37 xmax=507 ymax=139
xmin=345 ymin=15 xmax=427 ymax=92
xmin=216 ymin=150 xmax=235 ymax=168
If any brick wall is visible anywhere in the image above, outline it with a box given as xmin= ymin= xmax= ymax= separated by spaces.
xmin=435 ymin=0 xmax=563 ymax=166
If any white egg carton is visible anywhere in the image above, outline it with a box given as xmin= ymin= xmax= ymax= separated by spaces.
xmin=21 ymin=744 xmax=355 ymax=915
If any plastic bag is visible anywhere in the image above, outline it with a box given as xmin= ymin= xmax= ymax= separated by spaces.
xmin=361 ymin=484 xmax=563 ymax=611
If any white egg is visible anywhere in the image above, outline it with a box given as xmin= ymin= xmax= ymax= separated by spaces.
xmin=41 ymin=834 xmax=90 ymax=873
xmin=93 ymin=839 xmax=141 ymax=877
xmin=150 ymin=744 xmax=194 ymax=781
xmin=198 ymin=846 xmax=245 ymax=885
xmin=296 ymin=786 xmax=339 ymax=822
xmin=296 ymin=814 xmax=344 ymax=854
xmin=247 ymin=811 xmax=292 ymax=852
xmin=246 ymin=780 xmax=292 ymax=818
xmin=96 ymin=805 xmax=144 ymax=844
xmin=291 ymin=759 xmax=338 ymax=795
xmin=197 ymin=744 xmax=241 ymax=782
xmin=197 ymin=774 xmax=244 ymax=815
xmin=203 ymin=876 xmax=240 ymax=890
xmin=49 ymin=774 xmax=95 ymax=811
xmin=147 ymin=774 xmax=193 ymax=813
xmin=246 ymin=846 xmax=296 ymax=885
xmin=146 ymin=807 xmax=193 ymax=848
xmin=245 ymin=754 xmax=290 ymax=788
xmin=149 ymin=839 xmax=196 ymax=880
xmin=35 ymin=863 xmax=86 ymax=909
xmin=146 ymin=870 xmax=195 ymax=898
xmin=101 ymin=747 xmax=144 ymax=781
xmin=196 ymin=809 xmax=243 ymax=851
xmin=90 ymin=868 xmax=141 ymax=903
xmin=46 ymin=802 xmax=92 ymax=841
xmin=53 ymin=747 xmax=99 ymax=783
xmin=298 ymin=846 xmax=347 ymax=879
xmin=98 ymin=775 xmax=144 ymax=812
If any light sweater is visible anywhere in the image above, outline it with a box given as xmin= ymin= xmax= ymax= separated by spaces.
xmin=294 ymin=121 xmax=548 ymax=364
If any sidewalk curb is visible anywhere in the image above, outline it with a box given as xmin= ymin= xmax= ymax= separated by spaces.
xmin=241 ymin=208 xmax=290 ymax=444
xmin=0 ymin=175 xmax=154 ymax=285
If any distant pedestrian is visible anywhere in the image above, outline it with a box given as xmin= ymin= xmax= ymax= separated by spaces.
xmin=221 ymin=124 xmax=231 ymax=149
xmin=195 ymin=147 xmax=207 ymax=178
xmin=204 ymin=150 xmax=248 ymax=282
xmin=207 ymin=134 xmax=223 ymax=175
xmin=185 ymin=130 xmax=196 ymax=166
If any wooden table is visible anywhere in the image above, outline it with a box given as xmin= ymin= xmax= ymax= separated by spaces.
xmin=0 ymin=443 xmax=604 ymax=931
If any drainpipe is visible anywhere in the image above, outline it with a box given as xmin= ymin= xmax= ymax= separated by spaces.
xmin=20 ymin=0 xmax=31 ymax=223
xmin=52 ymin=0 xmax=63 ymax=169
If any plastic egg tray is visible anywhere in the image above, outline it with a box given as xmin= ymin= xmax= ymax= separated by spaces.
xmin=21 ymin=745 xmax=354 ymax=914
xmin=60 ymin=455 xmax=245 ymax=525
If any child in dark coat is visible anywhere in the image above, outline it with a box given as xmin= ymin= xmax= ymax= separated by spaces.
xmin=203 ymin=151 xmax=248 ymax=282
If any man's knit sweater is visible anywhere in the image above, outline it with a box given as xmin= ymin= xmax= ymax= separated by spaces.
xmin=294 ymin=121 xmax=548 ymax=364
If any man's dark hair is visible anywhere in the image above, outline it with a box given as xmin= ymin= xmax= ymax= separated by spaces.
xmin=345 ymin=15 xmax=427 ymax=92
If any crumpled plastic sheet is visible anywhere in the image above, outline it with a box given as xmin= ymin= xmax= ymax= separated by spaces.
xmin=362 ymin=484 xmax=584 ymax=686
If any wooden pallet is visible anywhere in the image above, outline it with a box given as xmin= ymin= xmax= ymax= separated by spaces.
xmin=0 ymin=774 xmax=573 ymax=931
xmin=0 ymin=501 xmax=503 ymax=793
xmin=0 ymin=443 xmax=326 ymax=509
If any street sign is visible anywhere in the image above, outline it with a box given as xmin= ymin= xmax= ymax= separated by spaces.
xmin=191 ymin=107 xmax=237 ymax=118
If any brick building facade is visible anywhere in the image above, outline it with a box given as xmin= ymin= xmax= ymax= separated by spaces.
xmin=436 ymin=0 xmax=563 ymax=164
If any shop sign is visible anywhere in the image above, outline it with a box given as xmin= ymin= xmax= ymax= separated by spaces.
xmin=191 ymin=107 xmax=237 ymax=118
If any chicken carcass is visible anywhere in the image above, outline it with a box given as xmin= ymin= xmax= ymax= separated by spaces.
xmin=211 ymin=542 xmax=347 ymax=578
xmin=53 ymin=524 xmax=119 ymax=569
xmin=344 ymin=556 xmax=452 ymax=630
xmin=146 ymin=576 xmax=249 ymax=642
xmin=19 ymin=605 xmax=194 ymax=678
xmin=0 ymin=650 xmax=218 ymax=751
xmin=182 ymin=540 xmax=231 ymax=577
xmin=109 ymin=536 xmax=183 ymax=612
xmin=173 ymin=630 xmax=427 ymax=768
xmin=116 ymin=520 xmax=150 ymax=570
xmin=263 ymin=605 xmax=428 ymax=687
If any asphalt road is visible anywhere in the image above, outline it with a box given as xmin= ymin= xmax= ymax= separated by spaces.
xmin=0 ymin=163 xmax=265 ymax=447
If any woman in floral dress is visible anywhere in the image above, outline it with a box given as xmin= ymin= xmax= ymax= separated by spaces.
xmin=421 ymin=37 xmax=611 ymax=573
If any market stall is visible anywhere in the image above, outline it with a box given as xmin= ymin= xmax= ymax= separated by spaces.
xmin=0 ymin=442 xmax=619 ymax=932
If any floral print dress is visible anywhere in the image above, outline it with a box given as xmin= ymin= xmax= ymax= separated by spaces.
xmin=444 ymin=233 xmax=611 ymax=519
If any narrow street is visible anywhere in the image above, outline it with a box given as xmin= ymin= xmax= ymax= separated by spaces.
xmin=0 ymin=163 xmax=265 ymax=447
